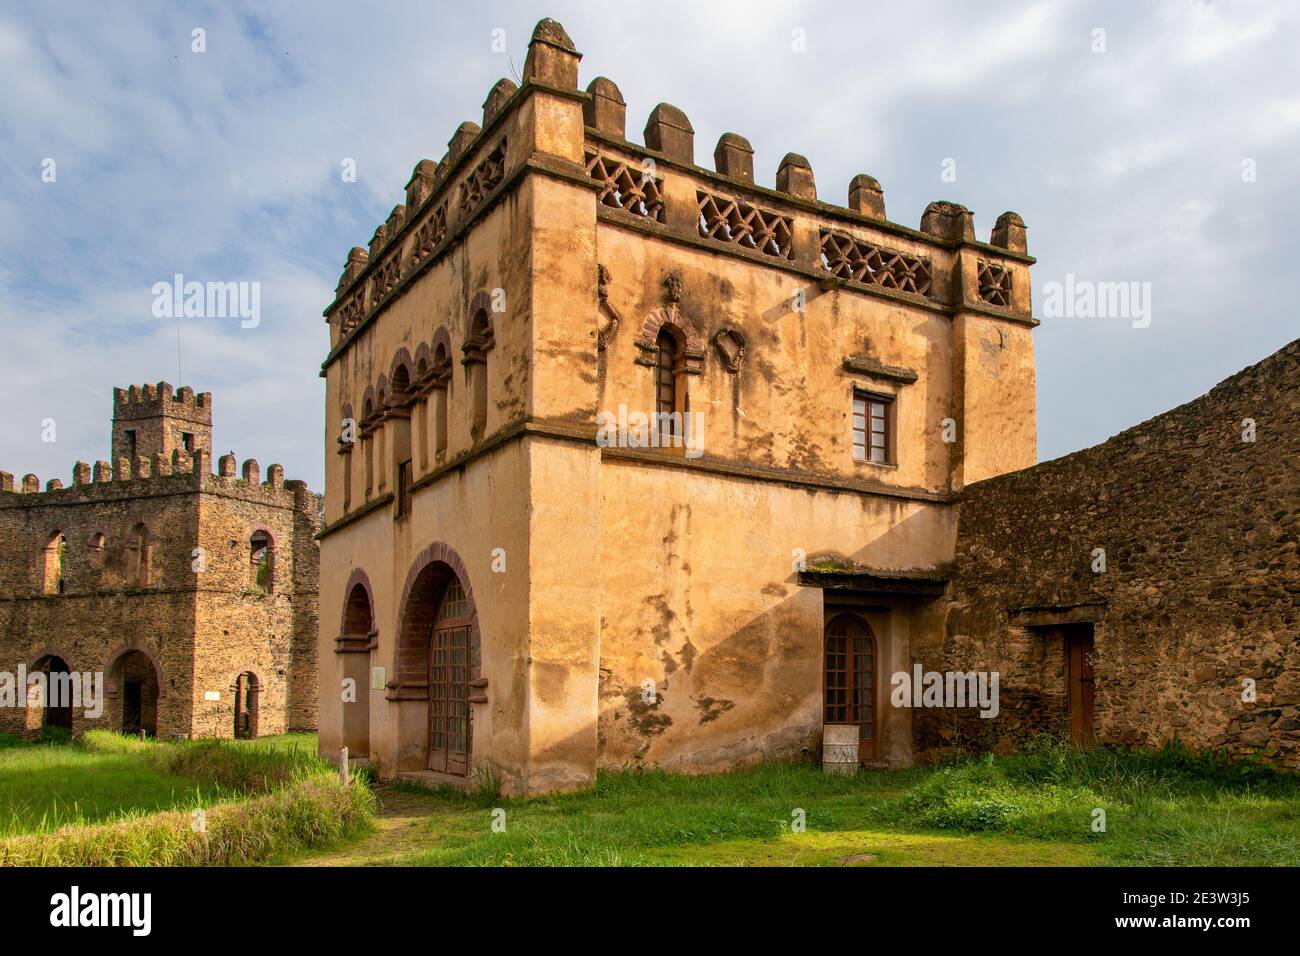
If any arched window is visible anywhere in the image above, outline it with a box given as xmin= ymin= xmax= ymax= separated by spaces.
xmin=389 ymin=365 xmax=413 ymax=518
xmin=655 ymin=326 xmax=683 ymax=443
xmin=234 ymin=672 xmax=259 ymax=738
xmin=249 ymin=530 xmax=274 ymax=593
xmin=125 ymin=523 xmax=151 ymax=587
xmin=433 ymin=344 xmax=449 ymax=455
xmin=464 ymin=308 xmax=493 ymax=441
xmin=42 ymin=531 xmax=66 ymax=595
xmin=362 ymin=397 xmax=375 ymax=497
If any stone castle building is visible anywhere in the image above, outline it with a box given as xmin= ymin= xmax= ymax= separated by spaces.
xmin=316 ymin=18 xmax=1295 ymax=792
xmin=0 ymin=383 xmax=320 ymax=740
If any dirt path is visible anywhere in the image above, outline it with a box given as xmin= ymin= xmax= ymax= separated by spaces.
xmin=288 ymin=787 xmax=441 ymax=867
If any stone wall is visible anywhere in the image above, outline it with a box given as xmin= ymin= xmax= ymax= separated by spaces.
xmin=0 ymin=451 xmax=320 ymax=740
xmin=923 ymin=339 xmax=1300 ymax=766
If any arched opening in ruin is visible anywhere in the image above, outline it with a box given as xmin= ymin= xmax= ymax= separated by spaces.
xmin=234 ymin=672 xmax=259 ymax=739
xmin=395 ymin=553 xmax=479 ymax=775
xmin=31 ymin=654 xmax=74 ymax=733
xmin=125 ymin=522 xmax=151 ymax=587
xmin=249 ymin=530 xmax=274 ymax=593
xmin=339 ymin=578 xmax=375 ymax=758
xmin=110 ymin=649 xmax=160 ymax=738
xmin=42 ymin=531 xmax=66 ymax=595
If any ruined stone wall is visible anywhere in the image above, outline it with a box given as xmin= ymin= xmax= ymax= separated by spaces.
xmin=0 ymin=472 xmax=201 ymax=738
xmin=927 ymin=339 xmax=1300 ymax=766
xmin=190 ymin=472 xmax=319 ymax=738
xmin=0 ymin=448 xmax=320 ymax=741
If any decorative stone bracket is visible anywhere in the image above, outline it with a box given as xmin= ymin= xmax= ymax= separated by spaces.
xmin=461 ymin=328 xmax=496 ymax=365
xmin=714 ymin=325 xmax=746 ymax=372
xmin=468 ymin=676 xmax=489 ymax=705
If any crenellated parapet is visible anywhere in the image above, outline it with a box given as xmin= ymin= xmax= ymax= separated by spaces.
xmin=321 ymin=16 xmax=1035 ymax=366
xmin=0 ymin=450 xmax=308 ymax=511
xmin=113 ymin=381 xmax=212 ymax=425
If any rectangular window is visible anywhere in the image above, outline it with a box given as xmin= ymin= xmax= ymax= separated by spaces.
xmin=182 ymin=432 xmax=194 ymax=451
xmin=852 ymin=392 xmax=892 ymax=465
xmin=125 ymin=429 xmax=137 ymax=461
xmin=396 ymin=458 xmax=413 ymax=518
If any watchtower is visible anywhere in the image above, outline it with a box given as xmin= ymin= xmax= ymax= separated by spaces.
xmin=111 ymin=382 xmax=213 ymax=466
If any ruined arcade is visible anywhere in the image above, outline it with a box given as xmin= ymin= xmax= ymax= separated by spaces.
xmin=0 ymin=383 xmax=321 ymax=740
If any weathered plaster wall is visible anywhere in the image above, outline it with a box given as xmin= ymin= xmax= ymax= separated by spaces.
xmin=596 ymin=458 xmax=956 ymax=771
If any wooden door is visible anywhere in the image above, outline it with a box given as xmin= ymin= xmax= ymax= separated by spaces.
xmin=428 ymin=581 xmax=472 ymax=774
xmin=1066 ymin=628 xmax=1095 ymax=746
xmin=824 ymin=614 xmax=877 ymax=761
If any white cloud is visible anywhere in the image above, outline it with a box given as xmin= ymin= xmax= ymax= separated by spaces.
xmin=1 ymin=0 xmax=1297 ymax=487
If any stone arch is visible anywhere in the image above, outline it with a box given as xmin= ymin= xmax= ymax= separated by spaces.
xmin=413 ymin=342 xmax=432 ymax=377
xmin=462 ymin=296 xmax=495 ymax=441
xmin=339 ymin=567 xmax=376 ymax=640
xmin=337 ymin=567 xmax=376 ymax=758
xmin=390 ymin=348 xmax=415 ymax=398
xmin=634 ymin=305 xmax=705 ymax=373
xmin=106 ymin=645 xmax=162 ymax=737
xmin=391 ymin=542 xmax=482 ymax=774
xmin=430 ymin=326 xmax=452 ymax=360
xmin=28 ymin=651 xmax=74 ymax=733
xmin=229 ymin=667 xmax=266 ymax=739
xmin=41 ymin=529 xmax=66 ymax=595
xmin=467 ymin=289 xmax=494 ymax=328
xmin=248 ymin=524 xmax=275 ymax=594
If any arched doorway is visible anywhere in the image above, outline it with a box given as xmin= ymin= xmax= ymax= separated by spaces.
xmin=32 ymin=654 xmax=74 ymax=733
xmin=394 ymin=549 xmax=479 ymax=775
xmin=110 ymin=650 xmax=160 ymax=737
xmin=234 ymin=672 xmax=259 ymax=739
xmin=338 ymin=578 xmax=374 ymax=757
xmin=823 ymin=614 xmax=878 ymax=762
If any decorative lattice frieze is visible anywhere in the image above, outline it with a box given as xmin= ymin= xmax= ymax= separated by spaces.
xmin=412 ymin=203 xmax=448 ymax=264
xmin=697 ymin=191 xmax=793 ymax=259
xmin=585 ymin=151 xmax=665 ymax=222
xmin=819 ymin=230 xmax=932 ymax=297
xmin=374 ymin=254 xmax=401 ymax=300
xmin=458 ymin=139 xmax=507 ymax=216
xmin=977 ymin=260 xmax=1012 ymax=307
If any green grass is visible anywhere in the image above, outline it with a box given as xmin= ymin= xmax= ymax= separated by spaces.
xmin=0 ymin=731 xmax=374 ymax=865
xmin=287 ymin=740 xmax=1300 ymax=867
xmin=0 ymin=731 xmax=326 ymax=836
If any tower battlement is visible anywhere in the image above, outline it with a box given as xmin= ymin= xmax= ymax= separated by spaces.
xmin=1 ymin=383 xmax=312 ymax=510
xmin=111 ymin=381 xmax=212 ymax=464
xmin=112 ymin=381 xmax=212 ymax=421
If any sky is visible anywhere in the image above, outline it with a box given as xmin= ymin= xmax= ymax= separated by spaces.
xmin=1 ymin=0 xmax=1296 ymax=491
